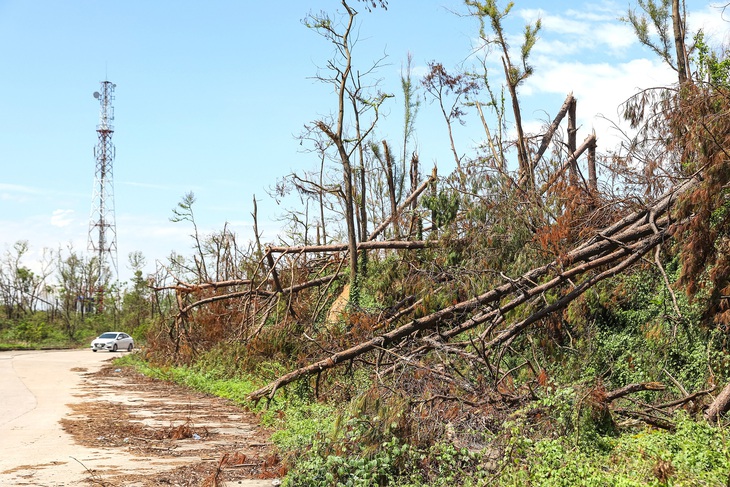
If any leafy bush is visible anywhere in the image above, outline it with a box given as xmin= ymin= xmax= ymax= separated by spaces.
xmin=498 ymin=413 xmax=730 ymax=486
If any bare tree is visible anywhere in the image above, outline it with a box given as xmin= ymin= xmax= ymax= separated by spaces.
xmin=0 ymin=241 xmax=55 ymax=319
xmin=303 ymin=0 xmax=390 ymax=305
xmin=56 ymin=247 xmax=99 ymax=338
xmin=370 ymin=141 xmax=400 ymax=238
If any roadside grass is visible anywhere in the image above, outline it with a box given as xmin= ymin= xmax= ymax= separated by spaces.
xmin=0 ymin=336 xmax=82 ymax=351
xmin=111 ymin=355 xmax=730 ymax=487
xmin=113 ymin=353 xmax=259 ymax=404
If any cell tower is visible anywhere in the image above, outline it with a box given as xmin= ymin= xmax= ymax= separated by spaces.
xmin=88 ymin=80 xmax=118 ymax=281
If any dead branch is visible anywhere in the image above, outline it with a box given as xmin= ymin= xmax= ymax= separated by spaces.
xmin=420 ymin=337 xmax=481 ymax=363
xmin=267 ymin=240 xmax=433 ymax=254
xmin=655 ymin=387 xmax=715 ymax=409
xmin=662 ymin=368 xmax=690 ymax=397
xmin=475 ymin=100 xmax=504 ymax=172
xmin=539 ymin=134 xmax=597 ymax=196
xmin=178 ymin=272 xmax=345 ymax=317
xmin=605 ymin=382 xmax=666 ymax=403
xmin=533 ymin=92 xmax=574 ymax=167
xmin=152 ymin=279 xmax=253 ymax=293
xmin=180 ymin=290 xmax=273 ymax=315
xmin=367 ymin=169 xmax=437 ymax=241
xmin=243 ymin=298 xmax=278 ymax=343
xmin=613 ymin=408 xmax=676 ymax=431
xmin=248 ymin=176 xmax=698 ymax=401
xmin=265 ymin=251 xmax=284 ymax=294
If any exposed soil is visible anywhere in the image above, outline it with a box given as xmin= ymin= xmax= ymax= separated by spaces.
xmin=60 ymin=362 xmax=283 ymax=486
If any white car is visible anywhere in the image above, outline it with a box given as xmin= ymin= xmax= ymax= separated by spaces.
xmin=91 ymin=332 xmax=134 ymax=352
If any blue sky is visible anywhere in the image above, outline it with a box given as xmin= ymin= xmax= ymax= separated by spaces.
xmin=0 ymin=0 xmax=727 ymax=283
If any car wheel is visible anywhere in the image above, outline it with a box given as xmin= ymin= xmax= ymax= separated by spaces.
xmin=92 ymin=349 xmax=97 ymax=352
xmin=112 ymin=344 xmax=118 ymax=352
xmin=127 ymin=343 xmax=133 ymax=352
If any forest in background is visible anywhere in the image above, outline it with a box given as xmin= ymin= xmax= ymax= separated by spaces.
xmin=3 ymin=0 xmax=730 ymax=484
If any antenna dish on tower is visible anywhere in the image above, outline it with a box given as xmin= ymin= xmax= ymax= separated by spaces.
xmin=93 ymin=91 xmax=100 ymax=99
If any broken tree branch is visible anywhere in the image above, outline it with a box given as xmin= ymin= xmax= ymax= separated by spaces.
xmin=267 ymin=240 xmax=433 ymax=254
xmin=605 ymin=382 xmax=666 ymax=403
xmin=533 ymin=93 xmax=574 ymax=168
xmin=248 ymin=176 xmax=698 ymax=401
xmin=368 ymin=169 xmax=437 ymax=241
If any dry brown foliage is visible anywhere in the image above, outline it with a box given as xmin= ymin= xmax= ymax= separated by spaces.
xmin=671 ymin=85 xmax=730 ymax=323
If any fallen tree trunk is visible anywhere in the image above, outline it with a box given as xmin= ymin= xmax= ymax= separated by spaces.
xmin=153 ymin=279 xmax=253 ymax=293
xmin=178 ymin=272 xmax=346 ymax=316
xmin=606 ymin=382 xmax=666 ymax=403
xmin=249 ymin=230 xmax=668 ymax=401
xmin=266 ymin=240 xmax=433 ymax=254
xmin=248 ymin=177 xmax=699 ymax=401
xmin=614 ymin=408 xmax=676 ymax=431
xmin=705 ymin=382 xmax=730 ymax=424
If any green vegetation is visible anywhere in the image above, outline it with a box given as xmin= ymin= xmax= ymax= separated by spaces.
xmin=0 ymin=312 xmax=62 ymax=349
xmin=117 ymin=348 xmax=730 ymax=486
xmin=496 ymin=415 xmax=730 ymax=486
xmin=0 ymin=245 xmax=155 ymax=350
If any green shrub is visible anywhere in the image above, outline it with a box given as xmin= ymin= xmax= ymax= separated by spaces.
xmin=496 ymin=413 xmax=730 ymax=486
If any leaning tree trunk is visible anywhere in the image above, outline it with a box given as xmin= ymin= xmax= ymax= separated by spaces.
xmin=248 ymin=176 xmax=698 ymax=401
xmin=706 ymin=383 xmax=730 ymax=423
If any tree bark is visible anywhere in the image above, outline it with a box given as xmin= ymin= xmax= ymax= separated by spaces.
xmin=705 ymin=382 xmax=730 ymax=423
xmin=672 ymin=0 xmax=689 ymax=85
xmin=368 ymin=169 xmax=436 ymax=241
xmin=539 ymin=134 xmax=597 ymax=196
xmin=382 ymin=141 xmax=399 ymax=239
xmin=568 ymin=96 xmax=578 ymax=184
xmin=267 ymin=240 xmax=432 ymax=255
xmin=409 ymin=153 xmax=422 ymax=240
xmin=606 ymin=382 xmax=666 ymax=403
xmin=587 ymin=134 xmax=598 ymax=193
xmin=533 ymin=93 xmax=574 ymax=167
xmin=503 ymin=57 xmax=531 ymax=190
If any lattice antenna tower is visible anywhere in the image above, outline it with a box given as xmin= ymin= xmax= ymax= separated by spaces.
xmin=88 ymin=80 xmax=118 ymax=281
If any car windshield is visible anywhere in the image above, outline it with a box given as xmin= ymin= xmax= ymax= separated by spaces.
xmin=99 ymin=333 xmax=118 ymax=339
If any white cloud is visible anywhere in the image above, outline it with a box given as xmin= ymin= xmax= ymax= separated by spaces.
xmin=50 ymin=209 xmax=74 ymax=228
xmin=0 ymin=183 xmax=40 ymax=193
xmin=532 ymin=38 xmax=581 ymax=57
xmin=594 ymin=23 xmax=636 ymax=52
xmin=541 ymin=13 xmax=590 ymax=37
xmin=689 ymin=6 xmax=730 ymax=46
xmin=518 ymin=4 xmax=636 ymax=58
xmin=0 ymin=192 xmax=18 ymax=202
xmin=522 ymin=56 xmax=676 ymax=151
xmin=564 ymin=6 xmax=620 ymax=23
xmin=0 ymin=183 xmax=41 ymax=202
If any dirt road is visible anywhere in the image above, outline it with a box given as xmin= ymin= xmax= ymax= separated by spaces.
xmin=0 ymin=349 xmax=278 ymax=486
